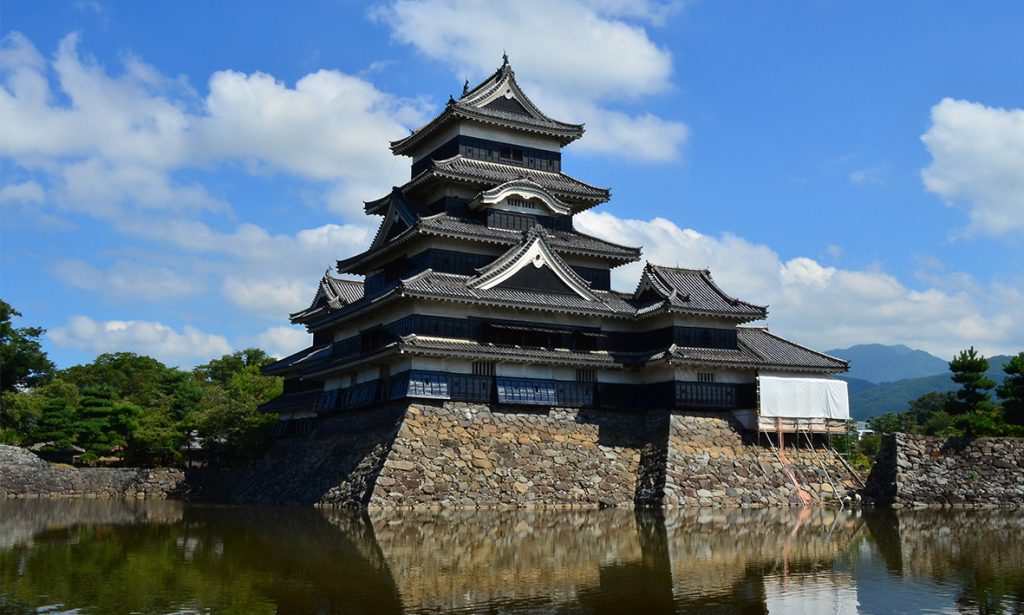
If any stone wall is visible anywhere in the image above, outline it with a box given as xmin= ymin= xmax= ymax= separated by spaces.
xmin=662 ymin=413 xmax=857 ymax=507
xmin=3 ymin=403 xmax=865 ymax=509
xmin=0 ymin=445 xmax=185 ymax=499
xmin=865 ymin=434 xmax=1024 ymax=507
xmin=366 ymin=402 xmax=655 ymax=508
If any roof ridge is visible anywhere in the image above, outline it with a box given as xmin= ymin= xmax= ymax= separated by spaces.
xmin=750 ymin=328 xmax=849 ymax=365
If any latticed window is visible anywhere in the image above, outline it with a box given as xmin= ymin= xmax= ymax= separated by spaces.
xmin=576 ymin=369 xmax=596 ymax=383
xmin=698 ymin=372 xmax=715 ymax=383
xmin=472 ymin=361 xmax=496 ymax=376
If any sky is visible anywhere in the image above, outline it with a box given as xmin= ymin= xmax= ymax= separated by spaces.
xmin=1 ymin=0 xmax=1022 ymax=369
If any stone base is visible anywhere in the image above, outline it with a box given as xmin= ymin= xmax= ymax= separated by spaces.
xmin=4 ymin=403 xmax=866 ymax=508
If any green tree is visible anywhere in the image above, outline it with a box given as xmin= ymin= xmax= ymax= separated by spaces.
xmin=75 ymin=385 xmax=141 ymax=463
xmin=997 ymin=352 xmax=1024 ymax=426
xmin=0 ymin=300 xmax=55 ymax=392
xmin=32 ymin=384 xmax=81 ymax=451
xmin=193 ymin=351 xmax=282 ymax=466
xmin=194 ymin=348 xmax=276 ymax=386
xmin=61 ymin=352 xmax=180 ymax=410
xmin=948 ymin=347 xmax=997 ymax=415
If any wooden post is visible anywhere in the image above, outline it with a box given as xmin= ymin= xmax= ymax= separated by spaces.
xmin=776 ymin=416 xmax=784 ymax=450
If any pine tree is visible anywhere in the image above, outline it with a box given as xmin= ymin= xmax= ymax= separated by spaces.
xmin=948 ymin=347 xmax=996 ymax=415
xmin=998 ymin=352 xmax=1024 ymax=426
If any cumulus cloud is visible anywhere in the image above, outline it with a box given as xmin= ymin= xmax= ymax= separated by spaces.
xmin=921 ymin=98 xmax=1024 ymax=236
xmin=0 ymin=31 xmax=421 ymax=221
xmin=0 ymin=180 xmax=44 ymax=204
xmin=48 ymin=316 xmax=232 ymax=366
xmin=575 ymin=210 xmax=1023 ymax=358
xmin=222 ymin=277 xmax=314 ymax=317
xmin=54 ymin=259 xmax=201 ymax=302
xmin=251 ymin=325 xmax=311 ymax=359
xmin=371 ymin=0 xmax=689 ymax=162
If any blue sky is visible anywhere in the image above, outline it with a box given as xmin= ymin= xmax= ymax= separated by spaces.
xmin=2 ymin=0 xmax=1022 ymax=368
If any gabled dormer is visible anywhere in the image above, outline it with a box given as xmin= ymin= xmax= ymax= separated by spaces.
xmin=391 ymin=56 xmax=584 ymax=172
xmin=469 ymin=179 xmax=571 ymax=216
xmin=633 ymin=263 xmax=768 ymax=322
xmin=468 ymin=226 xmax=598 ymax=301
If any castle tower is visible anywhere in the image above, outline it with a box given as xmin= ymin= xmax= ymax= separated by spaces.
xmin=261 ymin=58 xmax=849 ymax=437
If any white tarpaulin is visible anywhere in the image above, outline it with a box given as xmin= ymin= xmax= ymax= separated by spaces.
xmin=758 ymin=375 xmax=849 ymax=420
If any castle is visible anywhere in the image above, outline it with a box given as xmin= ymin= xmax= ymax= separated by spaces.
xmin=261 ymin=57 xmax=849 ymax=445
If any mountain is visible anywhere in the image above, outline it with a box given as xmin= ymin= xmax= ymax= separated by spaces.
xmin=839 ymin=376 xmax=878 ymax=396
xmin=825 ymin=344 xmax=949 ymax=384
xmin=849 ymin=355 xmax=1013 ymax=420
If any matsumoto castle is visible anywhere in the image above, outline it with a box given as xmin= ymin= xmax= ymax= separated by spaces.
xmin=262 ymin=57 xmax=850 ymax=434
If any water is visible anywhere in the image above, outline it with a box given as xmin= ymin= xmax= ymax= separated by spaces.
xmin=1 ymin=500 xmax=1021 ymax=614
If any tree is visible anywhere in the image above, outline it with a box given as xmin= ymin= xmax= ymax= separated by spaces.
xmin=193 ymin=351 xmax=282 ymax=466
xmin=948 ymin=347 xmax=996 ymax=415
xmin=32 ymin=383 xmax=81 ymax=451
xmin=75 ymin=385 xmax=141 ymax=463
xmin=997 ymin=352 xmax=1024 ymax=426
xmin=0 ymin=300 xmax=55 ymax=392
xmin=194 ymin=348 xmax=276 ymax=386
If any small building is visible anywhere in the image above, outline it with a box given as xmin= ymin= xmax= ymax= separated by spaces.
xmin=261 ymin=57 xmax=849 ymax=436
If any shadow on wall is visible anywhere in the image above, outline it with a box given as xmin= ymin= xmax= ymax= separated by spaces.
xmin=187 ymin=404 xmax=407 ymax=506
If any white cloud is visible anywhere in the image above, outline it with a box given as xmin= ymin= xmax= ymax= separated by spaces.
xmin=575 ymin=210 xmax=1024 ymax=358
xmin=222 ymin=277 xmax=314 ymax=317
xmin=0 ymin=180 xmax=44 ymax=204
xmin=48 ymin=316 xmax=232 ymax=366
xmin=252 ymin=326 xmax=311 ymax=359
xmin=921 ymin=98 xmax=1024 ymax=236
xmin=849 ymin=166 xmax=883 ymax=185
xmin=0 ymin=31 xmax=421 ymax=223
xmin=54 ymin=259 xmax=201 ymax=302
xmin=372 ymin=0 xmax=688 ymax=162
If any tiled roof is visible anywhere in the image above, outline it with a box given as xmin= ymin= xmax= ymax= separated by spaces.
xmin=633 ymin=264 xmax=768 ymax=321
xmin=400 ymin=270 xmax=636 ymax=318
xmin=391 ymin=58 xmax=584 ymax=155
xmin=290 ymin=272 xmax=364 ymax=323
xmin=401 ymin=335 xmax=619 ymax=367
xmin=736 ymin=327 xmax=848 ymax=371
xmin=262 ymin=343 xmax=333 ymax=376
xmin=257 ymin=390 xmax=321 ymax=413
xmin=408 ymin=156 xmax=609 ymax=205
xmin=337 ymin=213 xmax=640 ymax=273
xmin=650 ymin=328 xmax=848 ymax=373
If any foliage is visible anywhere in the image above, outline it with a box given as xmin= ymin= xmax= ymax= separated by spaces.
xmin=192 ymin=351 xmax=282 ymax=466
xmin=0 ymin=299 xmax=55 ymax=392
xmin=0 ymin=310 xmax=284 ymax=467
xmin=997 ymin=352 xmax=1024 ymax=426
xmin=74 ymin=385 xmax=141 ymax=463
xmin=948 ymin=347 xmax=997 ymax=415
xmin=866 ymin=348 xmax=1023 ymax=439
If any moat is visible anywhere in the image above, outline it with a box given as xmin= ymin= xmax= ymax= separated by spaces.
xmin=2 ymin=500 xmax=1021 ymax=614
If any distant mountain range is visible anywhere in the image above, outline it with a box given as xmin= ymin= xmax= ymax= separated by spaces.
xmin=825 ymin=343 xmax=950 ymax=384
xmin=823 ymin=344 xmax=1014 ymax=420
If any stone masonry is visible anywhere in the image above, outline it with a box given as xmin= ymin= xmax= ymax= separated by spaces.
xmin=864 ymin=433 xmax=1024 ymax=507
xmin=0 ymin=444 xmax=185 ymax=499
xmin=3 ymin=403 xmax=866 ymax=508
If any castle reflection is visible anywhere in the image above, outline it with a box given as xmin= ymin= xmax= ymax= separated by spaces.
xmin=1 ymin=500 xmax=1021 ymax=614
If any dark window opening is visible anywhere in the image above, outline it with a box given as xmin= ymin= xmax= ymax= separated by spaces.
xmin=473 ymin=361 xmax=496 ymax=376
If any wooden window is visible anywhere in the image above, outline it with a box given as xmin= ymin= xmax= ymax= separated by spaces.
xmin=496 ymin=378 xmax=557 ymax=405
xmin=450 ymin=374 xmax=492 ymax=402
xmin=407 ymin=371 xmax=450 ymax=399
xmin=556 ymin=381 xmax=594 ymax=407
xmin=576 ymin=369 xmax=597 ymax=383
xmin=472 ymin=361 xmax=496 ymax=376
xmin=698 ymin=372 xmax=715 ymax=383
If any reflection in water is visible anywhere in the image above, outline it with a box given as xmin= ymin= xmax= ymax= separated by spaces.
xmin=1 ymin=500 xmax=1022 ymax=614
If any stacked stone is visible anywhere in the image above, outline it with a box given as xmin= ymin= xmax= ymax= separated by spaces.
xmin=883 ymin=434 xmax=1024 ymax=508
xmin=367 ymin=402 xmax=645 ymax=509
xmin=0 ymin=445 xmax=185 ymax=499
xmin=662 ymin=414 xmax=858 ymax=507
